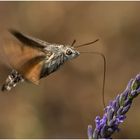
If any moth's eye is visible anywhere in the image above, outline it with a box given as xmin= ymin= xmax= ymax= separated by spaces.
xmin=66 ymin=49 xmax=72 ymax=55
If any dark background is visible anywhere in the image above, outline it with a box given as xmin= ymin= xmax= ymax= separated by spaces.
xmin=0 ymin=1 xmax=139 ymax=138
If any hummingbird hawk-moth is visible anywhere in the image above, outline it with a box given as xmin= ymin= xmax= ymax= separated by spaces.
xmin=1 ymin=29 xmax=100 ymax=92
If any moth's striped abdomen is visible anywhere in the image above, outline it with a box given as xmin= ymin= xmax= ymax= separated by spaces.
xmin=2 ymin=70 xmax=24 ymax=91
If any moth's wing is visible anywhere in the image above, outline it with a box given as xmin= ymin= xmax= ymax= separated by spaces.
xmin=1 ymin=30 xmax=53 ymax=84
xmin=9 ymin=29 xmax=50 ymax=51
xmin=19 ymin=55 xmax=46 ymax=85
xmin=1 ymin=38 xmax=49 ymax=84
xmin=2 ymin=39 xmax=44 ymax=69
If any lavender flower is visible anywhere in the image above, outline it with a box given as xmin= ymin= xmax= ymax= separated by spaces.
xmin=88 ymin=73 xmax=140 ymax=139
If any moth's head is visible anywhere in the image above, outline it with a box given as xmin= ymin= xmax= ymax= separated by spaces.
xmin=59 ymin=39 xmax=99 ymax=61
xmin=61 ymin=45 xmax=80 ymax=60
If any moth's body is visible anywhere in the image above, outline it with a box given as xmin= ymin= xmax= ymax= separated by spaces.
xmin=2 ymin=30 xmax=79 ymax=91
xmin=1 ymin=31 xmax=106 ymax=107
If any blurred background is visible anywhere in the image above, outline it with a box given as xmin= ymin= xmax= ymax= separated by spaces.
xmin=0 ymin=1 xmax=139 ymax=138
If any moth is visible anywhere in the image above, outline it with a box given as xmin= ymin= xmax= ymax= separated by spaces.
xmin=1 ymin=29 xmax=100 ymax=92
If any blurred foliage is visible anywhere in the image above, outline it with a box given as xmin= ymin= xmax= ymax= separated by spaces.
xmin=0 ymin=1 xmax=140 ymax=138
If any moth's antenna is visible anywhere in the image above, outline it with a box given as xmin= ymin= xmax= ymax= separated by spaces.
xmin=80 ymin=51 xmax=106 ymax=108
xmin=75 ymin=39 xmax=99 ymax=48
xmin=71 ymin=39 xmax=76 ymax=46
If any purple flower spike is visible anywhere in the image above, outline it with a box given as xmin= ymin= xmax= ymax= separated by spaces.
xmin=88 ymin=73 xmax=140 ymax=139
